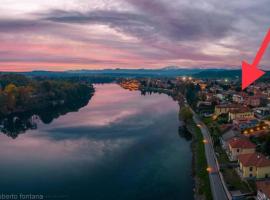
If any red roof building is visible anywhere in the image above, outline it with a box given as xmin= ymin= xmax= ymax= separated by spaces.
xmin=256 ymin=181 xmax=270 ymax=200
xmin=238 ymin=153 xmax=270 ymax=179
xmin=238 ymin=153 xmax=270 ymax=167
xmin=228 ymin=137 xmax=256 ymax=149
xmin=227 ymin=137 xmax=256 ymax=161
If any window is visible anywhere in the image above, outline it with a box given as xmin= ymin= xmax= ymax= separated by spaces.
xmin=249 ymin=167 xmax=253 ymax=171
xmin=265 ymin=174 xmax=269 ymax=178
xmin=249 ymin=174 xmax=253 ymax=178
xmin=237 ymin=149 xmax=240 ymax=153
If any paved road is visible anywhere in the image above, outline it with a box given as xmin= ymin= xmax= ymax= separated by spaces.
xmin=193 ymin=114 xmax=229 ymax=200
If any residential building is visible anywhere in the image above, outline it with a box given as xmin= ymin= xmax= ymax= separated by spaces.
xmin=238 ymin=153 xmax=270 ymax=179
xmin=233 ymin=119 xmax=260 ymax=131
xmin=257 ymin=181 xmax=270 ymax=200
xmin=228 ymin=107 xmax=254 ymax=121
xmin=220 ymin=128 xmax=241 ymax=150
xmin=199 ymin=83 xmax=207 ymax=90
xmin=227 ymin=137 xmax=256 ymax=161
xmin=232 ymin=94 xmax=244 ymax=104
xmin=255 ymin=107 xmax=270 ymax=119
xmin=196 ymin=101 xmax=214 ymax=117
xmin=245 ymin=96 xmax=261 ymax=107
xmin=241 ymin=123 xmax=269 ymax=137
xmin=216 ymin=93 xmax=225 ymax=101
xmin=214 ymin=104 xmax=241 ymax=117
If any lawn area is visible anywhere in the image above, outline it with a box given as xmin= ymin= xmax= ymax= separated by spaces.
xmin=190 ymin=120 xmax=213 ymax=200
xmin=222 ymin=168 xmax=251 ymax=193
xmin=215 ymin=146 xmax=230 ymax=164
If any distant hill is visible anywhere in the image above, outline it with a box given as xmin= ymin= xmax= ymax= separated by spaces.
xmin=192 ymin=69 xmax=241 ymax=79
xmin=6 ymin=68 xmax=205 ymax=78
xmin=193 ymin=69 xmax=270 ymax=80
xmin=66 ymin=68 xmax=204 ymax=76
xmin=4 ymin=67 xmax=269 ymax=79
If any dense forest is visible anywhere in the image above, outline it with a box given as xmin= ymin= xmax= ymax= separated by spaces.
xmin=0 ymin=74 xmax=94 ymax=117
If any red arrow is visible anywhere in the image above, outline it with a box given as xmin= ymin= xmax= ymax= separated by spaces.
xmin=242 ymin=29 xmax=270 ymax=90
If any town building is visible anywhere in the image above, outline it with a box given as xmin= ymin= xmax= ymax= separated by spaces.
xmin=228 ymin=107 xmax=254 ymax=121
xmin=238 ymin=153 xmax=270 ymax=179
xmin=232 ymin=94 xmax=244 ymax=104
xmin=241 ymin=123 xmax=269 ymax=137
xmin=256 ymin=181 xmax=270 ymax=200
xmin=220 ymin=128 xmax=241 ymax=150
xmin=255 ymin=107 xmax=270 ymax=119
xmin=215 ymin=93 xmax=225 ymax=101
xmin=199 ymin=83 xmax=207 ymax=90
xmin=245 ymin=96 xmax=261 ymax=107
xmin=233 ymin=119 xmax=260 ymax=131
xmin=196 ymin=101 xmax=214 ymax=117
xmin=227 ymin=137 xmax=256 ymax=161
xmin=214 ymin=104 xmax=241 ymax=117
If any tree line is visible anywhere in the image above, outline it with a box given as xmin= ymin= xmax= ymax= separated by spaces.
xmin=0 ymin=74 xmax=94 ymax=117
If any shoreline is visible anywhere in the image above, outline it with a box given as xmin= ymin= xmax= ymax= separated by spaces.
xmin=139 ymin=85 xmax=211 ymax=200
xmin=180 ymin=111 xmax=212 ymax=200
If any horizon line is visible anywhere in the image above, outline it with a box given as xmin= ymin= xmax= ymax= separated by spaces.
xmin=0 ymin=67 xmax=243 ymax=73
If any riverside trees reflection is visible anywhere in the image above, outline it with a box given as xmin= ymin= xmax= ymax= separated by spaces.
xmin=0 ymin=94 xmax=93 ymax=138
xmin=0 ymin=74 xmax=94 ymax=138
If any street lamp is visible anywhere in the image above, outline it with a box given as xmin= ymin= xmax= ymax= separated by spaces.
xmin=207 ymin=167 xmax=213 ymax=173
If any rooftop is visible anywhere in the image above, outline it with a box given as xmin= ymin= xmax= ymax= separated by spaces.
xmin=216 ymin=104 xmax=241 ymax=108
xmin=257 ymin=181 xmax=270 ymax=198
xmin=229 ymin=107 xmax=251 ymax=114
xmin=238 ymin=153 xmax=270 ymax=167
xmin=228 ymin=137 xmax=256 ymax=149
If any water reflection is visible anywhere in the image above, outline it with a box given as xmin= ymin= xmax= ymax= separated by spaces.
xmin=0 ymin=93 xmax=93 ymax=138
xmin=0 ymin=84 xmax=193 ymax=200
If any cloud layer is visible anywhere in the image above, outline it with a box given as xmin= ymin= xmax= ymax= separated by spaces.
xmin=0 ymin=0 xmax=269 ymax=71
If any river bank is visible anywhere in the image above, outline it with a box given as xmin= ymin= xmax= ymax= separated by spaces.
xmin=179 ymin=107 xmax=212 ymax=200
xmin=137 ymin=84 xmax=211 ymax=200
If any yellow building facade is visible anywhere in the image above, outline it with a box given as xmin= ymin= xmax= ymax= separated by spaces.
xmin=228 ymin=111 xmax=254 ymax=121
xmin=238 ymin=153 xmax=270 ymax=179
xmin=229 ymin=147 xmax=255 ymax=161
xmin=228 ymin=137 xmax=256 ymax=161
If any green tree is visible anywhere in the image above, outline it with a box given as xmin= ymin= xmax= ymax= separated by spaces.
xmin=180 ymin=107 xmax=193 ymax=122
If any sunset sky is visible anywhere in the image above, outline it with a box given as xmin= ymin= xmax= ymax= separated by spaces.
xmin=0 ymin=0 xmax=269 ymax=71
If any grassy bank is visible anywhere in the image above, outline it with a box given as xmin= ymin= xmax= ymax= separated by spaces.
xmin=180 ymin=106 xmax=212 ymax=200
xmin=190 ymin=120 xmax=213 ymax=200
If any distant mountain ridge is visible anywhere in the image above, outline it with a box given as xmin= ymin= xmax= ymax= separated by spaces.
xmin=1 ymin=67 xmax=256 ymax=79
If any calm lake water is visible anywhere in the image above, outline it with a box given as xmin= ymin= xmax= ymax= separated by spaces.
xmin=0 ymin=84 xmax=194 ymax=200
